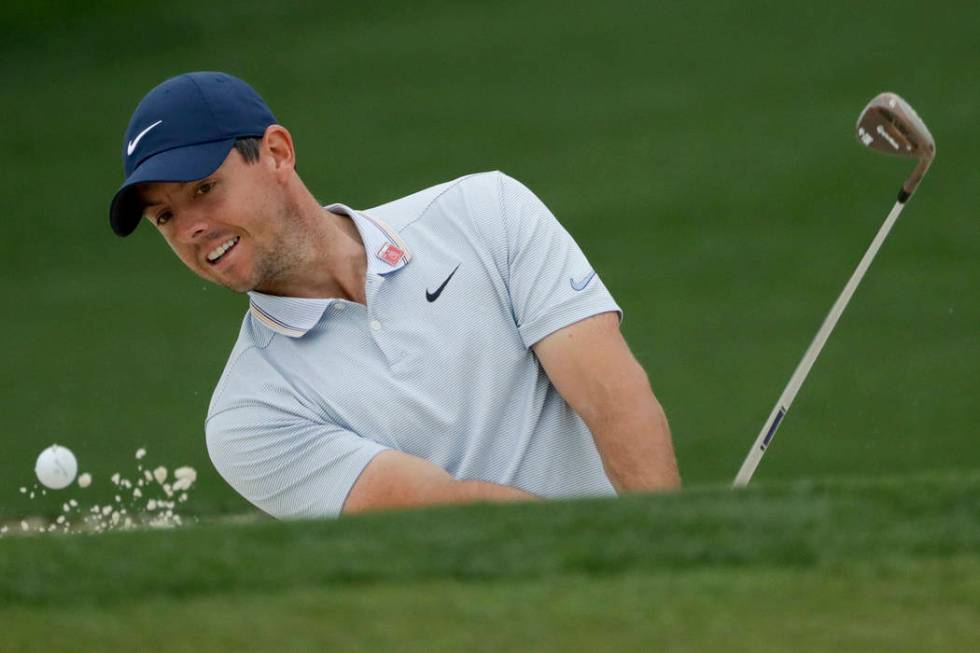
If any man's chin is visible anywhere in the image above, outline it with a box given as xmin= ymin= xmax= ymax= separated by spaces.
xmin=223 ymin=279 xmax=256 ymax=294
xmin=201 ymin=272 xmax=254 ymax=294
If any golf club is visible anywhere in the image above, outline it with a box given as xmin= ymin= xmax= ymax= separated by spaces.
xmin=733 ymin=92 xmax=936 ymax=488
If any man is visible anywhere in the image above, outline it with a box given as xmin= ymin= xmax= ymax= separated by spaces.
xmin=110 ymin=71 xmax=680 ymax=519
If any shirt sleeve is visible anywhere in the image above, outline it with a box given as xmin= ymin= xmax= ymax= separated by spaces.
xmin=206 ymin=401 xmax=388 ymax=519
xmin=494 ymin=171 xmax=623 ymax=347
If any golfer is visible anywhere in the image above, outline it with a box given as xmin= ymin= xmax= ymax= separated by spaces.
xmin=110 ymin=72 xmax=680 ymax=518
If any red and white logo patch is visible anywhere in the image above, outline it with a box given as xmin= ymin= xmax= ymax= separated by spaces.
xmin=377 ymin=243 xmax=404 ymax=266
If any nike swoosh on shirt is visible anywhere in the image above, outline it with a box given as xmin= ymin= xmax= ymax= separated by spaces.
xmin=570 ymin=271 xmax=596 ymax=291
xmin=127 ymin=120 xmax=163 ymax=156
xmin=426 ymin=264 xmax=460 ymax=302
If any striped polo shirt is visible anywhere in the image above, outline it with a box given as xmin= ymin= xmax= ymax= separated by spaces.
xmin=206 ymin=171 xmax=622 ymax=518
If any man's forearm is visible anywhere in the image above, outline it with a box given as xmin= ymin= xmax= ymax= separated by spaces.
xmin=346 ymin=479 xmax=537 ymax=514
xmin=530 ymin=312 xmax=680 ymax=494
xmin=343 ymin=449 xmax=539 ymax=514
xmin=454 ymin=480 xmax=540 ymax=503
xmin=590 ymin=372 xmax=681 ymax=493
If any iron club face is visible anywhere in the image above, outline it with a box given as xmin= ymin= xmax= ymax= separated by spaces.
xmin=856 ymin=92 xmax=936 ymax=201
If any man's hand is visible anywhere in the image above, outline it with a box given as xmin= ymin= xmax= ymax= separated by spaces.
xmin=342 ymin=449 xmax=537 ymax=515
xmin=532 ymin=311 xmax=680 ymax=493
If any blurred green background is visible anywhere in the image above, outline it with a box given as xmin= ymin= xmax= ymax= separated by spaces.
xmin=1 ymin=0 xmax=977 ymax=519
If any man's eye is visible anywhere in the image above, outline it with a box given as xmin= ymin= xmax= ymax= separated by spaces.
xmin=195 ymin=181 xmax=215 ymax=196
xmin=156 ymin=212 xmax=172 ymax=226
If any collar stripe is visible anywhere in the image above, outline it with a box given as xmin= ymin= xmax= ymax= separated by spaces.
xmin=249 ymin=300 xmax=306 ymax=338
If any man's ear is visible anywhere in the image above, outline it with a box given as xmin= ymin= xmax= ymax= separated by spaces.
xmin=262 ymin=125 xmax=296 ymax=177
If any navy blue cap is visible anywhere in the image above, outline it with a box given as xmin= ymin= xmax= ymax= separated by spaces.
xmin=109 ymin=71 xmax=277 ymax=236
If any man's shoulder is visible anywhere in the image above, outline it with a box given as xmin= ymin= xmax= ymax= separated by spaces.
xmin=206 ymin=312 xmax=277 ymax=418
xmin=364 ymin=170 xmax=509 ymax=229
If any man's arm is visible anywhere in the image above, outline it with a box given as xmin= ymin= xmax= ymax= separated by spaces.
xmin=532 ymin=311 xmax=680 ymax=493
xmin=342 ymin=449 xmax=538 ymax=515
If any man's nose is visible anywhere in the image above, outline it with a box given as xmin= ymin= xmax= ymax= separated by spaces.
xmin=177 ymin=212 xmax=210 ymax=243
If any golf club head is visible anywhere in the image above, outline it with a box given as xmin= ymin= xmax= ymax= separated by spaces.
xmin=856 ymin=92 xmax=936 ymax=201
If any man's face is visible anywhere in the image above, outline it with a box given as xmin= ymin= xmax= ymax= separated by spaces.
xmin=138 ymin=144 xmax=297 ymax=293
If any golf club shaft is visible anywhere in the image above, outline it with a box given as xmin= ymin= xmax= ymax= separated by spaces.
xmin=732 ymin=197 xmax=909 ymax=487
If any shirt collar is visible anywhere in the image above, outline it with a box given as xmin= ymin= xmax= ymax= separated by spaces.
xmin=247 ymin=205 xmax=412 ymax=338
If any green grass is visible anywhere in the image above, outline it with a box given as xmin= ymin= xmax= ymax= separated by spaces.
xmin=1 ymin=0 xmax=978 ymax=519
xmin=1 ymin=1 xmax=978 ymax=649
xmin=3 ymin=561 xmax=979 ymax=652
xmin=2 ymin=474 xmax=979 ymax=650
xmin=3 ymin=473 xmax=980 ymax=606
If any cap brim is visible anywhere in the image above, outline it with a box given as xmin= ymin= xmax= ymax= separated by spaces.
xmin=109 ymin=138 xmax=236 ymax=237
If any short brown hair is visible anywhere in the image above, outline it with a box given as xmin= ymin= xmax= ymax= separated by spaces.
xmin=233 ymin=137 xmax=261 ymax=163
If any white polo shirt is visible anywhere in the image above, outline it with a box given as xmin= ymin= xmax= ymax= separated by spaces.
xmin=206 ymin=171 xmax=622 ymax=518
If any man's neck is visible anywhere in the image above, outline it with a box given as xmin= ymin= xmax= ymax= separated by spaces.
xmin=252 ymin=199 xmax=368 ymax=303
xmin=321 ymin=207 xmax=368 ymax=304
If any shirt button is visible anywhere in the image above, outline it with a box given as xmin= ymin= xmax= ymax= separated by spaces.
xmin=370 ymin=320 xmax=382 ymax=332
xmin=333 ymin=303 xmax=346 ymax=312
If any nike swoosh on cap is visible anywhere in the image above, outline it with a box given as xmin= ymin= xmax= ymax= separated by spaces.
xmin=570 ymin=271 xmax=596 ymax=291
xmin=127 ymin=120 xmax=163 ymax=156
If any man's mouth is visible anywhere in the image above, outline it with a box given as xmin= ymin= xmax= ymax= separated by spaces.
xmin=206 ymin=236 xmax=240 ymax=265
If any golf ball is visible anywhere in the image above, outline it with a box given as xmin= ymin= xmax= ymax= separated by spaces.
xmin=35 ymin=445 xmax=78 ymax=490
